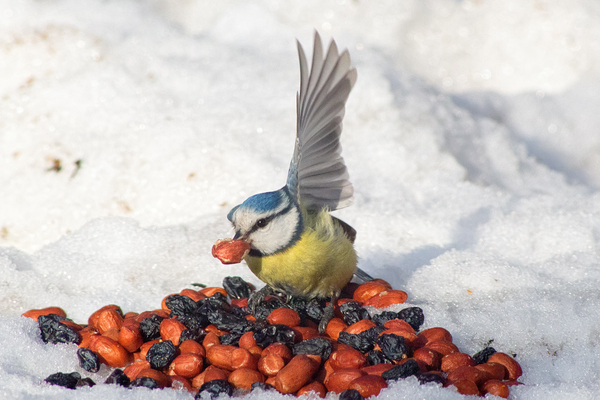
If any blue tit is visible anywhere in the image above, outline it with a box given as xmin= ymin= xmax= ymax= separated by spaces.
xmin=227 ymin=32 xmax=372 ymax=331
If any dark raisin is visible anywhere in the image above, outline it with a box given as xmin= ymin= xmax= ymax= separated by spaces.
xmin=252 ymin=297 xmax=283 ymax=320
xmin=205 ymin=309 xmax=249 ymax=334
xmin=165 ymin=294 xmax=198 ymax=317
xmin=381 ymin=359 xmax=420 ymax=380
xmin=376 ymin=334 xmax=409 ymax=361
xmin=339 ymin=388 xmax=365 ymax=400
xmin=367 ymin=350 xmax=391 ymax=365
xmin=196 ymin=379 xmax=234 ymax=399
xmin=220 ymin=332 xmax=243 ymax=346
xmin=130 ymin=376 xmax=160 ymax=389
xmin=253 ymin=324 xmax=297 ymax=348
xmin=222 ymin=276 xmax=253 ymax=299
xmin=293 ymin=337 xmax=333 ymax=361
xmin=38 ymin=315 xmax=81 ymax=345
xmin=44 ymin=372 xmax=81 ymax=389
xmin=77 ymin=347 xmax=100 ymax=373
xmin=372 ymin=311 xmax=399 ymax=326
xmin=146 ymin=340 xmax=177 ymax=369
xmin=360 ymin=325 xmax=386 ymax=342
xmin=76 ymin=377 xmax=96 ymax=387
xmin=339 ymin=301 xmax=369 ymax=325
xmin=177 ymin=314 xmax=209 ymax=331
xmin=179 ymin=328 xmax=206 ymax=343
xmin=104 ymin=369 xmax=130 ymax=387
xmin=305 ymin=299 xmax=325 ymax=322
xmin=473 ymin=346 xmax=497 ymax=364
xmin=337 ymin=331 xmax=373 ymax=353
xmin=139 ymin=314 xmax=165 ymax=342
xmin=397 ymin=307 xmax=424 ymax=331
xmin=417 ymin=372 xmax=446 ymax=385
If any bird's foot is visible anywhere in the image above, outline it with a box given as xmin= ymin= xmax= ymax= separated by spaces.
xmin=318 ymin=292 xmax=340 ymax=334
xmin=249 ymin=285 xmax=275 ymax=315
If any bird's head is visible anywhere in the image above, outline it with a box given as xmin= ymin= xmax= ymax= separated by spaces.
xmin=227 ymin=187 xmax=303 ymax=256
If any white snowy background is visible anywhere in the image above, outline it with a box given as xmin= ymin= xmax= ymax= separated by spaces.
xmin=1 ymin=0 xmax=600 ymax=399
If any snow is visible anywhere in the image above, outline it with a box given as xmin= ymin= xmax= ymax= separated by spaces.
xmin=1 ymin=0 xmax=600 ymax=398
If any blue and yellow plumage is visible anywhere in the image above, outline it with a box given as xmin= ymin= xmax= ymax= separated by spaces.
xmin=226 ymin=32 xmax=371 ymax=331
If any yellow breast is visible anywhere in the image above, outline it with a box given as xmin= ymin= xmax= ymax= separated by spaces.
xmin=244 ymin=209 xmax=357 ymax=299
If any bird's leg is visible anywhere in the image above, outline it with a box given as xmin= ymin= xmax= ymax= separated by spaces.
xmin=249 ymin=285 xmax=274 ymax=315
xmin=318 ymin=292 xmax=340 ymax=334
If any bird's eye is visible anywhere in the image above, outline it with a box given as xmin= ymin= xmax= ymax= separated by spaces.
xmin=256 ymin=218 xmax=268 ymax=228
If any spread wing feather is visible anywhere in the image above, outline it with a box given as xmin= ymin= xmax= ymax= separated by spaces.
xmin=286 ymin=31 xmax=356 ymax=211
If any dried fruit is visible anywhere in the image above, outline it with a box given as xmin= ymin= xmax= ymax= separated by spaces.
xmin=139 ymin=314 xmax=165 ymax=342
xmin=222 ymin=276 xmax=253 ymax=299
xmin=130 ymin=376 xmax=160 ymax=389
xmin=293 ymin=337 xmax=333 ymax=361
xmin=473 ymin=346 xmax=496 ymax=364
xmin=77 ymin=348 xmax=100 ymax=373
xmin=105 ymin=369 xmax=130 ymax=387
xmin=397 ymin=307 xmax=425 ymax=331
xmin=212 ymin=239 xmax=250 ymax=264
xmin=146 ymin=340 xmax=178 ymax=370
xmin=44 ymin=372 xmax=81 ymax=389
xmin=376 ymin=334 xmax=409 ymax=362
xmin=381 ymin=359 xmax=420 ymax=381
xmin=339 ymin=301 xmax=369 ymax=325
xmin=197 ymin=378 xmax=234 ymax=399
xmin=38 ymin=314 xmax=81 ymax=345
xmin=339 ymin=388 xmax=365 ymax=400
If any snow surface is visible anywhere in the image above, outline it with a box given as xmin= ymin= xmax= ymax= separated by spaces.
xmin=2 ymin=0 xmax=600 ymax=398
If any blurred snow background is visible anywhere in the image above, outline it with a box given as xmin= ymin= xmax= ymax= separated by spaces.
xmin=1 ymin=0 xmax=600 ymax=398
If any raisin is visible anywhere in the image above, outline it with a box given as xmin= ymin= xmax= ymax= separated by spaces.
xmin=360 ymin=325 xmax=386 ymax=343
xmin=305 ymin=299 xmax=325 ymax=322
xmin=205 ymin=309 xmax=249 ymax=334
xmin=179 ymin=328 xmax=206 ymax=343
xmin=417 ymin=372 xmax=445 ymax=385
xmin=339 ymin=388 xmax=365 ymax=400
xmin=146 ymin=340 xmax=177 ymax=369
xmin=196 ymin=379 xmax=234 ymax=399
xmin=367 ymin=350 xmax=391 ymax=365
xmin=337 ymin=331 xmax=373 ymax=353
xmin=397 ymin=307 xmax=424 ymax=331
xmin=77 ymin=347 xmax=100 ymax=373
xmin=253 ymin=324 xmax=297 ymax=348
xmin=473 ymin=346 xmax=497 ymax=364
xmin=165 ymin=294 xmax=198 ymax=317
xmin=44 ymin=372 xmax=81 ymax=389
xmin=76 ymin=377 xmax=96 ymax=387
xmin=339 ymin=301 xmax=369 ymax=325
xmin=293 ymin=337 xmax=333 ymax=360
xmin=253 ymin=297 xmax=283 ymax=320
xmin=381 ymin=359 xmax=420 ymax=380
xmin=376 ymin=334 xmax=409 ymax=361
xmin=222 ymin=276 xmax=253 ymax=299
xmin=130 ymin=376 xmax=160 ymax=389
xmin=38 ymin=314 xmax=81 ymax=345
xmin=371 ymin=311 xmax=399 ymax=326
xmin=139 ymin=314 xmax=164 ymax=342
xmin=105 ymin=369 xmax=130 ymax=387
xmin=177 ymin=314 xmax=208 ymax=331
xmin=220 ymin=332 xmax=243 ymax=346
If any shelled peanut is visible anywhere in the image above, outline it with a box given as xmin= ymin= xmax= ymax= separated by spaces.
xmin=25 ymin=276 xmax=522 ymax=399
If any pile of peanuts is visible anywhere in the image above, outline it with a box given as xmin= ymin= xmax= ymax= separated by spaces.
xmin=23 ymin=278 xmax=522 ymax=398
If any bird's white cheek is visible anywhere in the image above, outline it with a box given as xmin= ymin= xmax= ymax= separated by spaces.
xmin=250 ymin=209 xmax=300 ymax=255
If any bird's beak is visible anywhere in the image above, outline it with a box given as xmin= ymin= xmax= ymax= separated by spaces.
xmin=233 ymin=231 xmax=241 ymax=240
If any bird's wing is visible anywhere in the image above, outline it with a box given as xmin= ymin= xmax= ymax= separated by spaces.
xmin=286 ymin=31 xmax=357 ymax=211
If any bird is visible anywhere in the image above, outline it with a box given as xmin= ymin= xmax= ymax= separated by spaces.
xmin=226 ymin=31 xmax=372 ymax=332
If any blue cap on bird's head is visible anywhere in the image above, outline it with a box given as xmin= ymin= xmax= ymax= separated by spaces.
xmin=227 ymin=189 xmax=289 ymax=222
